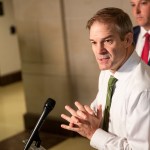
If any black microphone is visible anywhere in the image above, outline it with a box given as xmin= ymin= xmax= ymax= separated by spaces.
xmin=24 ymin=98 xmax=56 ymax=150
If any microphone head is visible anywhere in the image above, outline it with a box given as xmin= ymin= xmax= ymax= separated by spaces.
xmin=44 ymin=98 xmax=56 ymax=111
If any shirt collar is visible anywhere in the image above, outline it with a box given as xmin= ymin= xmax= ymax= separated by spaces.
xmin=140 ymin=27 xmax=150 ymax=37
xmin=111 ymin=51 xmax=140 ymax=81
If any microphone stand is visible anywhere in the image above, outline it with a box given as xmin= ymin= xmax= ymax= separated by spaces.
xmin=23 ymin=131 xmax=46 ymax=150
xmin=23 ymin=98 xmax=56 ymax=150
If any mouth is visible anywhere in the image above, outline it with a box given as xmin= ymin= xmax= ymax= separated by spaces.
xmin=136 ymin=16 xmax=143 ymax=20
xmin=97 ymin=54 xmax=110 ymax=61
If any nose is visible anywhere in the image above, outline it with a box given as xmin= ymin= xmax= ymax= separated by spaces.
xmin=135 ymin=4 xmax=141 ymax=14
xmin=96 ymin=42 xmax=105 ymax=54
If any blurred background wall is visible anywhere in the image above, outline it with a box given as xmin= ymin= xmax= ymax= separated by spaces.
xmin=0 ymin=0 xmax=21 ymax=85
xmin=0 ymin=0 xmax=136 ymax=134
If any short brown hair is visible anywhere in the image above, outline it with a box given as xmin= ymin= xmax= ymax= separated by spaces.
xmin=86 ymin=7 xmax=133 ymax=40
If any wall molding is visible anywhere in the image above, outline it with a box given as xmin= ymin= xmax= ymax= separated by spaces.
xmin=0 ymin=71 xmax=22 ymax=86
xmin=24 ymin=112 xmax=77 ymax=137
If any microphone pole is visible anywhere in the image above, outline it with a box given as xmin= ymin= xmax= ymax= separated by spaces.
xmin=24 ymin=98 xmax=56 ymax=150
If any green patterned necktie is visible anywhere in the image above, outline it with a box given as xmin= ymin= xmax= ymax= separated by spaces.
xmin=102 ymin=75 xmax=118 ymax=132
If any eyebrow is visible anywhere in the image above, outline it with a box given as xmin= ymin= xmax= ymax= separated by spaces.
xmin=131 ymin=0 xmax=150 ymax=2
xmin=89 ymin=35 xmax=114 ymax=42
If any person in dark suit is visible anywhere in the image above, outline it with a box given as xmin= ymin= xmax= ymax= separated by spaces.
xmin=130 ymin=0 xmax=150 ymax=65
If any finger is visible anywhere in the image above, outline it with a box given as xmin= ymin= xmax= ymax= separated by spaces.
xmin=65 ymin=105 xmax=77 ymax=116
xmin=61 ymin=114 xmax=79 ymax=124
xmin=69 ymin=122 xmax=80 ymax=128
xmin=76 ymin=110 xmax=87 ymax=119
xmin=75 ymin=101 xmax=86 ymax=112
xmin=69 ymin=122 xmax=74 ymax=127
xmin=70 ymin=115 xmax=80 ymax=124
xmin=61 ymin=114 xmax=71 ymax=122
xmin=61 ymin=124 xmax=79 ymax=132
xmin=84 ymin=105 xmax=95 ymax=115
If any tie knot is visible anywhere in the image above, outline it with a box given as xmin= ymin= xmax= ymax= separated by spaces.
xmin=145 ymin=33 xmax=150 ymax=39
xmin=108 ymin=75 xmax=118 ymax=86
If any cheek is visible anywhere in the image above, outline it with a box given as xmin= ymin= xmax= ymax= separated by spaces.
xmin=131 ymin=9 xmax=136 ymax=16
xmin=145 ymin=9 xmax=150 ymax=19
xmin=142 ymin=6 xmax=150 ymax=14
xmin=92 ymin=46 xmax=99 ymax=56
xmin=92 ymin=48 xmax=96 ymax=56
xmin=112 ymin=47 xmax=125 ymax=60
xmin=107 ymin=44 xmax=118 ymax=57
xmin=131 ymin=7 xmax=138 ymax=16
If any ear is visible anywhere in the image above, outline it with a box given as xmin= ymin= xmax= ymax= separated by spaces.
xmin=124 ymin=32 xmax=133 ymax=48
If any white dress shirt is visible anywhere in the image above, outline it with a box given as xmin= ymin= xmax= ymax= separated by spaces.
xmin=90 ymin=51 xmax=150 ymax=150
xmin=135 ymin=27 xmax=150 ymax=60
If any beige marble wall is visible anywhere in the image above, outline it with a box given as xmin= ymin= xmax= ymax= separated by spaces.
xmin=12 ymin=0 xmax=135 ymax=119
xmin=0 ymin=0 xmax=21 ymax=75
xmin=12 ymin=0 xmax=72 ymax=118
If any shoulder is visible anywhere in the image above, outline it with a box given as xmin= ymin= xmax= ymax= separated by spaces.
xmin=133 ymin=26 xmax=141 ymax=44
xmin=133 ymin=25 xmax=140 ymax=33
xmin=133 ymin=62 xmax=150 ymax=88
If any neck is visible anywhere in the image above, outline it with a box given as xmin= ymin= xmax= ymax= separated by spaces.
xmin=110 ymin=45 xmax=135 ymax=74
xmin=142 ymin=25 xmax=150 ymax=31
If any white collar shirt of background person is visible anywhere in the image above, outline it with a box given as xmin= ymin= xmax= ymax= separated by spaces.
xmin=90 ymin=51 xmax=150 ymax=150
xmin=135 ymin=27 xmax=150 ymax=60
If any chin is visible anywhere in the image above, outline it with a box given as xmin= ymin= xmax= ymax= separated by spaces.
xmin=137 ymin=21 xmax=146 ymax=27
xmin=99 ymin=66 xmax=110 ymax=71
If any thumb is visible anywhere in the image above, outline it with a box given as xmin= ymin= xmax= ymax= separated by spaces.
xmin=97 ymin=105 xmax=102 ymax=119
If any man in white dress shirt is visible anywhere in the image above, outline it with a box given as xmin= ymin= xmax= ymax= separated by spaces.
xmin=61 ymin=7 xmax=150 ymax=150
xmin=130 ymin=0 xmax=150 ymax=65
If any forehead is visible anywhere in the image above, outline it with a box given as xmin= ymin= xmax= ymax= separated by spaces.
xmin=130 ymin=0 xmax=150 ymax=2
xmin=89 ymin=21 xmax=117 ymax=38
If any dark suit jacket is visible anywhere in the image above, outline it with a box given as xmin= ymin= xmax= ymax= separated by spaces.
xmin=133 ymin=26 xmax=140 ymax=45
xmin=133 ymin=26 xmax=150 ymax=65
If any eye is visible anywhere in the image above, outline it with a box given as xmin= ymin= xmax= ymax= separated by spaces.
xmin=130 ymin=2 xmax=136 ymax=7
xmin=90 ymin=41 xmax=97 ymax=45
xmin=141 ymin=0 xmax=148 ymax=5
xmin=104 ymin=39 xmax=113 ymax=45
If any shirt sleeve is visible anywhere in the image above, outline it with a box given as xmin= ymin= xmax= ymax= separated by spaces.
xmin=90 ymin=90 xmax=150 ymax=150
xmin=90 ymin=129 xmax=129 ymax=150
